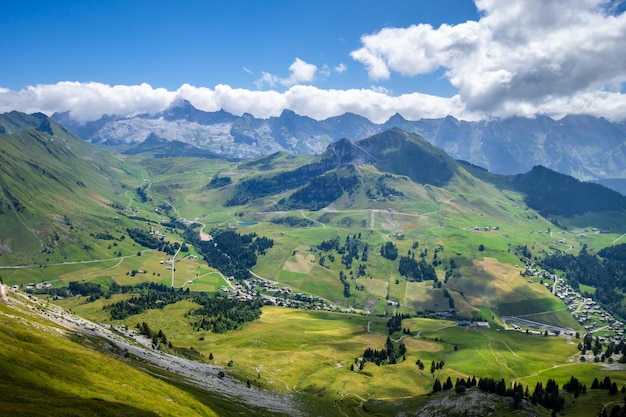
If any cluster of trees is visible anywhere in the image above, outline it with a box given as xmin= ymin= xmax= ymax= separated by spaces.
xmin=136 ymin=184 xmax=149 ymax=203
xmin=79 ymin=282 xmax=266 ymax=333
xmin=186 ymin=229 xmax=274 ymax=280
xmin=318 ymin=234 xmax=368 ymax=266
xmin=269 ymin=216 xmax=314 ymax=228
xmin=365 ymin=175 xmax=404 ymax=199
xmin=68 ymin=280 xmax=118 ymax=302
xmin=126 ymin=228 xmax=185 ymax=256
xmin=338 ymin=271 xmax=350 ymax=298
xmin=318 ymin=236 xmax=340 ymax=252
xmin=538 ymin=243 xmax=626 ymax=319
xmin=429 ymin=360 xmax=445 ymax=375
xmin=225 ymin=162 xmax=327 ymax=206
xmin=590 ymin=376 xmax=622 ymax=395
xmin=380 ymin=241 xmax=398 ymax=260
xmin=359 ymin=336 xmax=406 ymax=367
xmin=578 ymin=333 xmax=626 ymax=363
xmin=206 ymin=175 xmax=232 ymax=189
xmin=434 ymin=375 xmax=623 ymax=415
xmin=136 ymin=322 xmax=172 ymax=349
xmin=90 ymin=231 xmax=117 ymax=240
xmin=563 ymin=376 xmax=587 ymax=397
xmin=386 ymin=313 xmax=410 ymax=335
xmin=338 ymin=234 xmax=367 ymax=269
xmin=186 ymin=294 xmax=263 ymax=333
xmin=432 ymin=375 xmax=477 ymax=393
xmin=159 ymin=217 xmax=188 ymax=230
xmin=316 ymin=234 xmax=370 ymax=297
xmin=471 ymin=376 xmax=564 ymax=413
xmin=528 ymin=379 xmax=565 ymax=412
xmin=277 ymin=171 xmax=359 ymax=211
xmin=42 ymin=280 xmax=120 ymax=302
xmin=103 ymin=283 xmax=189 ymax=320
xmin=398 ymin=255 xmax=437 ymax=282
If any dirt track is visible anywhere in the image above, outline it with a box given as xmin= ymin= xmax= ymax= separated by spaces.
xmin=8 ymin=290 xmax=304 ymax=416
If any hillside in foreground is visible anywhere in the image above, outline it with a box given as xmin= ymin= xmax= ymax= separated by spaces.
xmin=0 ymin=291 xmax=224 ymax=416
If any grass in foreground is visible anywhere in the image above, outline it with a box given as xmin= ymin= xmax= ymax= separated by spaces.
xmin=0 ymin=301 xmax=220 ymax=417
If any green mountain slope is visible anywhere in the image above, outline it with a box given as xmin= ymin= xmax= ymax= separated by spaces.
xmin=225 ymin=128 xmax=459 ymax=208
xmin=0 ymin=295 xmax=221 ymax=417
xmin=0 ymin=112 xmax=147 ymax=264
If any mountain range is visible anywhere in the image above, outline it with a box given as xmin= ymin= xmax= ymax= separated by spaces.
xmin=52 ymin=100 xmax=626 ymax=191
xmin=4 ymin=110 xmax=626 ymax=264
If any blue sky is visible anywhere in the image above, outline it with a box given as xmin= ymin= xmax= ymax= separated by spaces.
xmin=1 ymin=0 xmax=477 ymax=94
xmin=1 ymin=0 xmax=625 ymax=122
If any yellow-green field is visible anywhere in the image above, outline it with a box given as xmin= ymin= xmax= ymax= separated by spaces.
xmin=53 ymin=298 xmax=626 ymax=416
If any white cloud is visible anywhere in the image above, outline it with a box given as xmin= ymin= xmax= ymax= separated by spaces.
xmin=280 ymin=58 xmax=317 ymax=86
xmin=255 ymin=58 xmax=318 ymax=89
xmin=0 ymin=81 xmax=480 ymax=124
xmin=335 ymin=63 xmax=347 ymax=74
xmin=350 ymin=0 xmax=626 ymax=119
xmin=0 ymin=82 xmax=174 ymax=122
xmin=254 ymin=72 xmax=279 ymax=89
xmin=2 ymin=2 xmax=626 ymax=125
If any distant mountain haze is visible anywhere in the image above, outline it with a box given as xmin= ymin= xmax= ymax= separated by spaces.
xmin=51 ymin=101 xmax=626 ymax=187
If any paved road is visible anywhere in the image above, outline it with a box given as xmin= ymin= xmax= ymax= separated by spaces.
xmin=501 ymin=315 xmax=575 ymax=336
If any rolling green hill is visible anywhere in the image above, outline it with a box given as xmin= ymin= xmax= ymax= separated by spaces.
xmin=2 ymin=111 xmax=626 ymax=416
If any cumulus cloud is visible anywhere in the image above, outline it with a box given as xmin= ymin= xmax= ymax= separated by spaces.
xmin=255 ymin=58 xmax=318 ymax=88
xmin=2 ymin=1 xmax=626 ymax=124
xmin=280 ymin=58 xmax=317 ymax=86
xmin=350 ymin=0 xmax=626 ymax=119
xmin=0 ymin=82 xmax=174 ymax=122
xmin=0 ymin=81 xmax=479 ymax=124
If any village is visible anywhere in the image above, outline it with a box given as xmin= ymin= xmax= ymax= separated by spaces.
xmin=523 ymin=264 xmax=625 ymax=345
xmin=220 ymin=275 xmax=338 ymax=311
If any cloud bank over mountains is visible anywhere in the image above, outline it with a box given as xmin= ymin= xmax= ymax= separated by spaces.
xmin=1 ymin=0 xmax=625 ymax=124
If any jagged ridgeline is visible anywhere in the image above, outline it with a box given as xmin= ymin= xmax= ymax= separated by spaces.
xmin=52 ymin=100 xmax=626 ymax=187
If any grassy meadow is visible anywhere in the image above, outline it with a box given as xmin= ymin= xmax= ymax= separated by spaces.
xmin=49 ymin=298 xmax=626 ymax=416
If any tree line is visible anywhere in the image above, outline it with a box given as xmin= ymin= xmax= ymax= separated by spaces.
xmin=185 ymin=228 xmax=274 ymax=280
xmin=358 ymin=336 xmax=407 ymax=368
xmin=432 ymin=374 xmax=626 ymax=416
xmin=185 ymin=293 xmax=263 ymax=333
xmin=126 ymin=227 xmax=186 ymax=256
xmin=103 ymin=283 xmax=190 ymax=320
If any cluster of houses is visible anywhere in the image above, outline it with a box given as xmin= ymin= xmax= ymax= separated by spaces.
xmin=23 ymin=282 xmax=52 ymax=292
xmin=523 ymin=265 xmax=624 ymax=344
xmin=218 ymin=276 xmax=338 ymax=311
xmin=459 ymin=320 xmax=490 ymax=328
xmin=472 ymin=226 xmax=499 ymax=231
